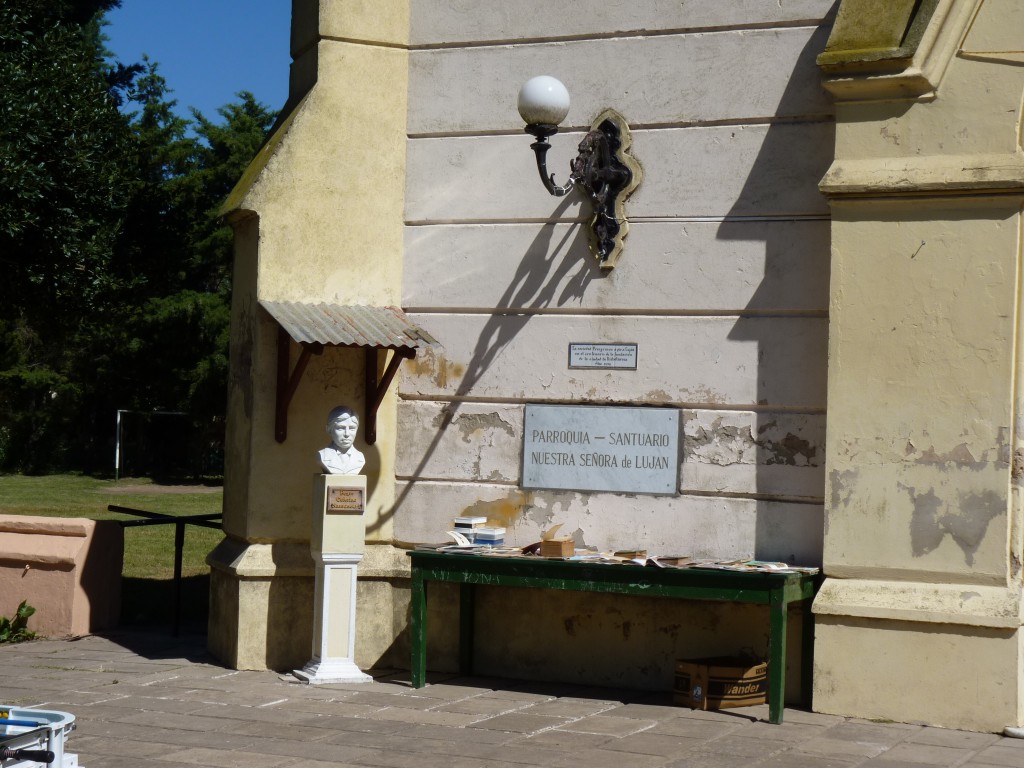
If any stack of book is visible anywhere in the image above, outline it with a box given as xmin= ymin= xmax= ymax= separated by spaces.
xmin=453 ymin=516 xmax=487 ymax=538
xmin=451 ymin=517 xmax=505 ymax=545
xmin=472 ymin=526 xmax=505 ymax=546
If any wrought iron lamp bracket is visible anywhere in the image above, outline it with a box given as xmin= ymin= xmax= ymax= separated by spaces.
xmin=525 ymin=108 xmax=642 ymax=268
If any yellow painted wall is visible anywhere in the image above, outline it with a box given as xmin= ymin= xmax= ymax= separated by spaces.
xmin=826 ymin=199 xmax=1019 ymax=583
xmin=815 ymin=0 xmax=1024 ymax=730
xmin=208 ymin=0 xmax=410 ymax=670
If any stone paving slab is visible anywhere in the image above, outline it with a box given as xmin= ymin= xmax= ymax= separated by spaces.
xmin=2 ymin=631 xmax=1024 ymax=768
xmin=527 ymin=698 xmax=618 ymax=717
xmin=523 ymin=728 xmax=617 ymax=749
xmin=466 ymin=711 xmax=571 ymax=733
xmin=556 ymin=712 xmax=659 ymax=736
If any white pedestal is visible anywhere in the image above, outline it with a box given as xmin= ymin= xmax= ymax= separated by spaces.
xmin=294 ymin=475 xmax=372 ymax=684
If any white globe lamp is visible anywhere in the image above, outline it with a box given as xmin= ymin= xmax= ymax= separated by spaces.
xmin=517 ymin=75 xmax=570 ymax=127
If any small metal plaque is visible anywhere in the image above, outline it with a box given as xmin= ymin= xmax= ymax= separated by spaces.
xmin=568 ymin=343 xmax=638 ymax=370
xmin=522 ymin=404 xmax=679 ymax=495
xmin=328 ymin=487 xmax=364 ymax=513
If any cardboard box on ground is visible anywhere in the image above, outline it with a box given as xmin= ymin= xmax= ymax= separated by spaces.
xmin=674 ymin=657 xmax=768 ymax=710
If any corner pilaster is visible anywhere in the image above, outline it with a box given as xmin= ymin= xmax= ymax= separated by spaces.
xmin=815 ymin=0 xmax=1024 ymax=731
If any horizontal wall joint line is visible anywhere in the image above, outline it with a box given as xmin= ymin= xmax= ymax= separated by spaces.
xmin=403 ymin=308 xmax=828 ymax=318
xmin=393 ymin=477 xmax=824 ymax=506
xmin=397 ymin=394 xmax=826 ymax=415
xmin=678 ymin=490 xmax=824 ymax=505
xmin=405 ymin=214 xmax=831 ymax=226
xmin=408 ymin=19 xmax=834 ymax=50
xmin=407 ymin=114 xmax=836 ymax=141
xmin=824 ymin=188 xmax=1024 ymax=202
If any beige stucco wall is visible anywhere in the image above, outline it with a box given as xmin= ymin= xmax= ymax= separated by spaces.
xmin=813 ymin=0 xmax=1024 ymax=731
xmin=398 ymin=0 xmax=836 ymax=556
xmin=390 ymin=0 xmax=837 ymax=690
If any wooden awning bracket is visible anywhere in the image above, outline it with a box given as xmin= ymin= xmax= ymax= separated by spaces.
xmin=365 ymin=347 xmax=416 ymax=445
xmin=275 ymin=327 xmax=324 ymax=443
xmin=274 ymin=328 xmax=417 ymax=445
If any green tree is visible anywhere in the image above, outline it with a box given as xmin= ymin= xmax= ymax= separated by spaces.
xmin=0 ymin=2 xmax=277 ymax=474
xmin=109 ymin=83 xmax=276 ymax=475
xmin=0 ymin=0 xmax=136 ymax=470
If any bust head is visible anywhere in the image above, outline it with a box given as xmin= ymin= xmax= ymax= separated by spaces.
xmin=319 ymin=405 xmax=365 ymax=475
xmin=326 ymin=405 xmax=359 ymax=452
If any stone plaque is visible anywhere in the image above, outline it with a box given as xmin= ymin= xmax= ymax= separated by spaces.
xmin=522 ymin=404 xmax=680 ymax=495
xmin=328 ymin=487 xmax=364 ymax=513
xmin=568 ymin=343 xmax=638 ymax=370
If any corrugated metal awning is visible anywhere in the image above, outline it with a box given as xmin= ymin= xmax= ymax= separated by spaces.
xmin=260 ymin=301 xmax=439 ymax=350
xmin=260 ymin=301 xmax=441 ymax=445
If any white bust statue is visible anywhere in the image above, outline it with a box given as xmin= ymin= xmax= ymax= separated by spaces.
xmin=318 ymin=405 xmax=365 ymax=475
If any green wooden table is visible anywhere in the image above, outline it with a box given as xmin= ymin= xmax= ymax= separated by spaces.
xmin=407 ymin=550 xmax=819 ymax=724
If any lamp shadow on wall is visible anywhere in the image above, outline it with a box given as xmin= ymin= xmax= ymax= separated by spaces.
xmin=369 ymin=196 xmax=600 ymax=536
xmin=717 ymin=26 xmax=835 ymax=568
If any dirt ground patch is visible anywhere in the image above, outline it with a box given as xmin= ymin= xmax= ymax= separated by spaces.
xmin=103 ymin=483 xmax=222 ymax=495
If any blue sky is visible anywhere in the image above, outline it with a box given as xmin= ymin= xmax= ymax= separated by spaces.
xmin=104 ymin=1 xmax=292 ymax=122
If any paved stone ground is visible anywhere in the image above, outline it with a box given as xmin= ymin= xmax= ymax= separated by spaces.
xmin=2 ymin=632 xmax=1023 ymax=768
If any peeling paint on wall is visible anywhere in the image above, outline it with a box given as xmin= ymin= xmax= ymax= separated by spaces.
xmin=453 ymin=411 xmax=516 ymax=443
xmin=678 ymin=385 xmax=728 ymax=405
xmin=829 ymin=468 xmax=859 ymax=510
xmin=757 ymin=425 xmax=819 ymax=466
xmin=905 ymin=441 xmax=993 ymax=471
xmin=1012 ymin=449 xmax=1024 ymax=484
xmin=684 ymin=415 xmax=822 ymax=468
xmin=900 ymin=482 xmax=1003 ymax=566
xmin=645 ymin=389 xmax=674 ymax=403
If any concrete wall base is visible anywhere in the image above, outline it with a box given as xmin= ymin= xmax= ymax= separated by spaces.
xmin=207 ymin=539 xmax=412 ymax=673
xmin=353 ymin=543 xmax=410 ymax=670
xmin=814 ymin=615 xmax=1022 ymax=732
xmin=206 ymin=538 xmax=314 ymax=671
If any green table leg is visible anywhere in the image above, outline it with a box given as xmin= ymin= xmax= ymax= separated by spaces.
xmin=768 ymin=590 xmax=788 ymax=724
xmin=801 ymin=596 xmax=815 ymax=709
xmin=410 ymin=570 xmax=426 ymax=688
xmin=459 ymin=583 xmax=475 ymax=676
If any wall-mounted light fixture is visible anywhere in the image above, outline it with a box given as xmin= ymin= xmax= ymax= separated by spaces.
xmin=517 ymin=76 xmax=642 ymax=269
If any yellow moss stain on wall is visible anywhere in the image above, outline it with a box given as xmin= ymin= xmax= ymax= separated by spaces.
xmin=409 ymin=349 xmax=465 ymax=390
xmin=460 ymin=490 xmax=533 ymax=529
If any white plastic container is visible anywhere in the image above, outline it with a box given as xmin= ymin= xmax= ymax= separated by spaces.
xmin=0 ymin=706 xmax=79 ymax=768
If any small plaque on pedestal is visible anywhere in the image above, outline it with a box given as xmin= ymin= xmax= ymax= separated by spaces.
xmin=312 ymin=474 xmax=366 ymax=555
xmin=328 ymin=486 xmax=364 ymax=513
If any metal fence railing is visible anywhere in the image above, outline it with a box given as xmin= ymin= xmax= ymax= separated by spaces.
xmin=108 ymin=505 xmax=222 ymax=635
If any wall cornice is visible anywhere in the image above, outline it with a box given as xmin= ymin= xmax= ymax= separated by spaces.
xmin=820 ymin=150 xmax=1024 ymax=197
xmin=813 ymin=577 xmax=1022 ymax=628
xmin=818 ymin=0 xmax=982 ymax=101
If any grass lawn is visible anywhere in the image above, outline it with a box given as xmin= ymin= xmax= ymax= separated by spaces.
xmin=0 ymin=474 xmax=223 ymax=629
